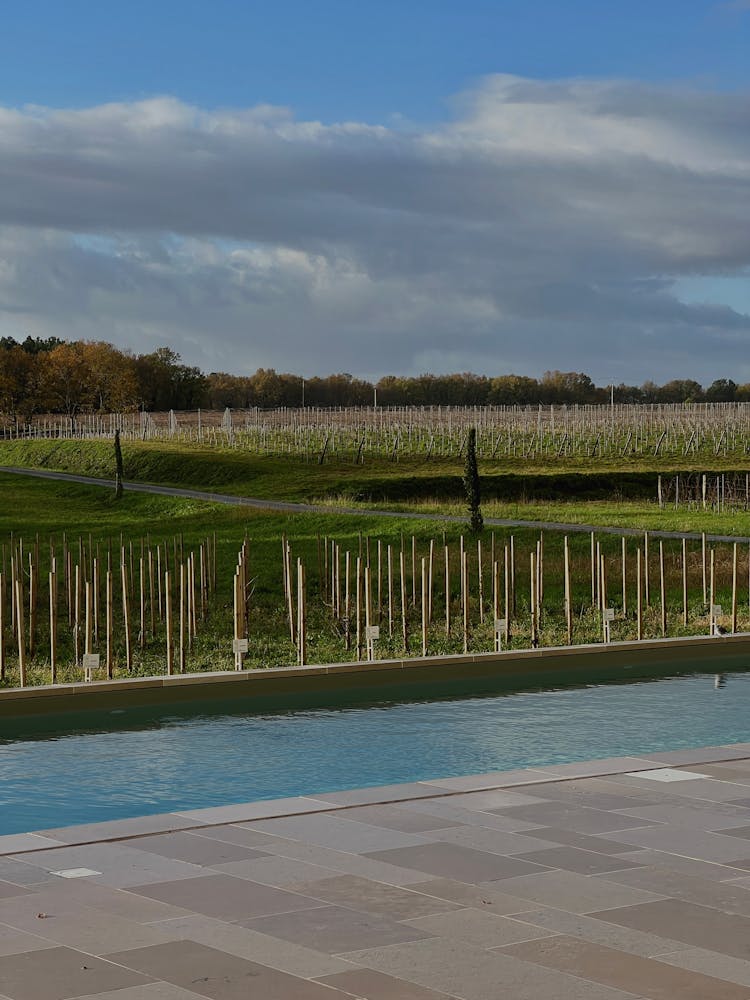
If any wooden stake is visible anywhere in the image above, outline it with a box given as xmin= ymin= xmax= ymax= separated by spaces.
xmin=74 ymin=563 xmax=81 ymax=666
xmin=356 ymin=556 xmax=363 ymax=660
xmin=345 ymin=550 xmax=351 ymax=650
xmin=503 ymin=544 xmax=510 ymax=645
xmin=421 ymin=556 xmax=428 ymax=656
xmin=0 ymin=572 xmax=5 ymax=680
xmin=444 ymin=544 xmax=451 ymax=636
xmin=477 ymin=539 xmax=484 ymax=624
xmin=564 ymin=536 xmax=572 ymax=646
xmin=462 ymin=550 xmax=469 ymax=653
xmin=85 ymin=581 xmax=93 ymax=656
xmin=682 ymin=537 xmax=688 ymax=627
xmin=297 ymin=559 xmax=307 ymax=665
xmin=400 ymin=548 xmax=408 ymax=652
xmin=28 ymin=552 xmax=36 ymax=659
xmin=105 ymin=568 xmax=113 ymax=679
xmin=165 ymin=570 xmax=174 ymax=675
xmin=139 ymin=557 xmax=146 ymax=649
xmin=15 ymin=577 xmax=25 ymax=687
xmin=179 ymin=562 xmax=186 ymax=672
xmin=659 ymin=541 xmax=666 ymax=637
xmin=428 ymin=539 xmax=434 ymax=624
xmin=49 ymin=565 xmax=57 ymax=684
xmin=387 ymin=544 xmax=394 ymax=638
xmin=530 ymin=550 xmax=537 ymax=647
xmin=636 ymin=547 xmax=643 ymax=640
xmin=411 ymin=536 xmax=417 ymax=607
xmin=121 ymin=556 xmax=131 ymax=672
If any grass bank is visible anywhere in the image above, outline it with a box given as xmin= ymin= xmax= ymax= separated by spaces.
xmin=0 ymin=474 xmax=747 ymax=689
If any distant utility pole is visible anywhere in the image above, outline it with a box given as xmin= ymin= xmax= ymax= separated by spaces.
xmin=301 ymin=377 xmax=305 ymax=408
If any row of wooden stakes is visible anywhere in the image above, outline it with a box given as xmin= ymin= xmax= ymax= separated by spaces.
xmin=0 ymin=533 xmax=218 ymax=684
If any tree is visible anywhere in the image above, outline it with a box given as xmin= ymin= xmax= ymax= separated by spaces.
xmin=705 ymin=379 xmax=737 ymax=402
xmin=134 ymin=347 xmax=207 ymax=410
xmin=0 ymin=346 xmax=40 ymax=421
xmin=463 ymin=427 xmax=483 ymax=533
xmin=114 ymin=430 xmax=124 ymax=500
xmin=38 ymin=342 xmax=92 ymax=417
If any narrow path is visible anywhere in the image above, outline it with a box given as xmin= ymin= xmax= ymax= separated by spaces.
xmin=1 ymin=464 xmax=749 ymax=543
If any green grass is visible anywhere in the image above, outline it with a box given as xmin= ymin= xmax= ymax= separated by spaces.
xmin=0 ymin=473 xmax=747 ymax=689
xmin=2 ymin=438 xmax=750 ymax=509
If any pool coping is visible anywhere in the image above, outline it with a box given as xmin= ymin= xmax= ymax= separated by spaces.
xmin=6 ymin=740 xmax=750 ymax=858
xmin=2 ymin=630 xmax=750 ymax=719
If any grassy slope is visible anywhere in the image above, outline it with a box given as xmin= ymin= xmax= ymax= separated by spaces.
xmin=1 ymin=439 xmax=750 ymax=536
xmin=1 ymin=473 xmax=747 ymax=686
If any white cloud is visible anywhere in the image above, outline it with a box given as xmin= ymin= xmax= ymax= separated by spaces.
xmin=0 ymin=76 xmax=749 ymax=382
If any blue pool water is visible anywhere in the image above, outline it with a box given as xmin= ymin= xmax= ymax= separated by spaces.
xmin=1 ymin=672 xmax=749 ymax=835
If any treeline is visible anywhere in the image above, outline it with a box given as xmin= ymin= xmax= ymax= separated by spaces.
xmin=0 ymin=336 xmax=747 ymax=418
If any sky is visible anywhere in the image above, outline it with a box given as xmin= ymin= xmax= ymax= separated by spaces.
xmin=0 ymin=0 xmax=749 ymax=384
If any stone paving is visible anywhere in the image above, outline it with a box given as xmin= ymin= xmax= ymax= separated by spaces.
xmin=5 ymin=746 xmax=750 ymax=997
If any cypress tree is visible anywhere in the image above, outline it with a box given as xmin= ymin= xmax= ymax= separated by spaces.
xmin=463 ymin=427 xmax=483 ymax=533
xmin=114 ymin=430 xmax=124 ymax=500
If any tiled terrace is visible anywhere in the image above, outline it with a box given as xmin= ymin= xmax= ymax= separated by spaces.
xmin=4 ymin=746 xmax=750 ymax=998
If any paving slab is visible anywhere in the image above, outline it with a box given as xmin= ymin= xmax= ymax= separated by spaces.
xmin=404 ymin=906 xmax=556 ymax=948
xmin=501 ymin=933 xmax=750 ymax=999
xmin=105 ymin=939 xmax=345 ymax=1000
xmin=6 ymin=744 xmax=750 ymax=1000
xmin=285 ymin=874 xmax=463 ymax=920
xmin=245 ymin=813 xmax=433 ymax=853
xmin=243 ymin=903 xmax=433 ymax=954
xmin=365 ymin=842 xmax=551 ymax=883
xmin=0 ymin=945 xmax=151 ymax=1000
xmin=590 ymin=897 xmax=750 ymax=959
xmin=212 ymin=854 xmax=338 ymax=886
xmin=118 ymin=831 xmax=269 ymax=867
xmin=153 ymin=914 xmax=354 ymax=979
xmin=343 ymin=935 xmax=642 ymax=1000
xmin=509 ymin=905 xmax=692 ymax=958
xmin=492 ymin=868 xmax=666 ymax=913
xmin=316 ymin=968 xmax=460 ymax=999
xmin=127 ymin=873 xmax=324 ymax=922
xmin=490 ymin=800 xmax=659 ymax=835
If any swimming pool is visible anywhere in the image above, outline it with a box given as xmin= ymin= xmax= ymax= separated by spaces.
xmin=1 ymin=671 xmax=748 ymax=836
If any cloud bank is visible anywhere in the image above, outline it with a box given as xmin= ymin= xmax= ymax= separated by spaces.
xmin=0 ymin=75 xmax=749 ymax=382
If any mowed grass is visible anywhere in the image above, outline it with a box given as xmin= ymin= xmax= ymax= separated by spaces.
xmin=373 ymin=498 xmax=750 ymax=537
xmin=2 ymin=438 xmax=750 ymax=537
xmin=0 ymin=472 xmax=748 ymax=689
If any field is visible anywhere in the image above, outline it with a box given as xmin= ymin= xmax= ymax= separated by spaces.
xmin=12 ymin=402 xmax=750 ymax=467
xmin=2 ymin=410 xmax=750 ymax=690
xmin=1 ymin=443 xmax=750 ymax=688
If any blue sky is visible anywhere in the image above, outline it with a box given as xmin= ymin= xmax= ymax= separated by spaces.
xmin=2 ymin=0 xmax=748 ymax=122
xmin=0 ymin=1 xmax=749 ymax=382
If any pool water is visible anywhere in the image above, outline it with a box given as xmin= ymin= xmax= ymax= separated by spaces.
xmin=1 ymin=672 xmax=748 ymax=836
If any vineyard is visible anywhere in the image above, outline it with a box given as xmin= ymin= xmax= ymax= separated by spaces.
xmin=5 ymin=402 xmax=750 ymax=465
xmin=1 ymin=521 xmax=747 ymax=689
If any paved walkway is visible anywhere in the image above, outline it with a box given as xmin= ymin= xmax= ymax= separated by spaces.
xmin=2 ymin=465 xmax=748 ymax=544
xmin=3 ymin=747 xmax=750 ymax=997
